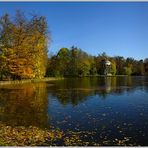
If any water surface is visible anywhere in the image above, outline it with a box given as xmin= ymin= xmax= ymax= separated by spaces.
xmin=0 ymin=76 xmax=148 ymax=145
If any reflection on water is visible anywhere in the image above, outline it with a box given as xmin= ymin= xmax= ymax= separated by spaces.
xmin=0 ymin=76 xmax=148 ymax=145
xmin=0 ymin=83 xmax=49 ymax=128
xmin=48 ymin=76 xmax=148 ymax=103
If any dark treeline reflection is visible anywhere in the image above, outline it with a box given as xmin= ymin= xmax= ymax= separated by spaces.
xmin=48 ymin=76 xmax=148 ymax=105
xmin=0 ymin=83 xmax=49 ymax=128
xmin=0 ymin=76 xmax=148 ymax=127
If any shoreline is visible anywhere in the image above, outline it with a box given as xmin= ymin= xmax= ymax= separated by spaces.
xmin=0 ymin=75 xmax=147 ymax=86
xmin=0 ymin=77 xmax=64 ymax=86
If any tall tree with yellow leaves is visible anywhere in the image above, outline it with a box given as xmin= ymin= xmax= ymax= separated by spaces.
xmin=0 ymin=11 xmax=50 ymax=80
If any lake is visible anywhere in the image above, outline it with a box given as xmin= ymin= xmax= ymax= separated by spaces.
xmin=0 ymin=76 xmax=148 ymax=146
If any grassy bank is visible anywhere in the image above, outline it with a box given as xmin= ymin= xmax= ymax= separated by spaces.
xmin=0 ymin=77 xmax=64 ymax=86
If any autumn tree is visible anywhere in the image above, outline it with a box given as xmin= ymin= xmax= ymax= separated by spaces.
xmin=0 ymin=11 xmax=49 ymax=80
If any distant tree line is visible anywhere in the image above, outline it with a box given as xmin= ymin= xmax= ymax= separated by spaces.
xmin=0 ymin=11 xmax=148 ymax=80
xmin=46 ymin=46 xmax=148 ymax=77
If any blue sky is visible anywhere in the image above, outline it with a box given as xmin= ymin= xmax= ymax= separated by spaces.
xmin=0 ymin=2 xmax=148 ymax=60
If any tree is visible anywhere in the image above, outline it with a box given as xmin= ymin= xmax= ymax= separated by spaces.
xmin=69 ymin=46 xmax=79 ymax=76
xmin=46 ymin=46 xmax=95 ymax=77
xmin=29 ymin=14 xmax=49 ymax=79
xmin=110 ymin=60 xmax=116 ymax=75
xmin=124 ymin=66 xmax=132 ymax=75
xmin=144 ymin=58 xmax=148 ymax=75
xmin=0 ymin=11 xmax=50 ymax=80
xmin=137 ymin=60 xmax=145 ymax=75
xmin=95 ymin=52 xmax=108 ymax=75
xmin=0 ymin=13 xmax=14 ymax=79
xmin=46 ymin=55 xmax=60 ymax=77
xmin=89 ymin=62 xmax=97 ymax=75
xmin=114 ymin=56 xmax=125 ymax=75
xmin=57 ymin=48 xmax=70 ymax=76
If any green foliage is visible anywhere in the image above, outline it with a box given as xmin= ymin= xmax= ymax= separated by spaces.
xmin=114 ymin=56 xmax=125 ymax=75
xmin=46 ymin=46 xmax=95 ymax=77
xmin=110 ymin=60 xmax=116 ymax=75
xmin=46 ymin=47 xmax=147 ymax=77
xmin=124 ymin=67 xmax=132 ymax=75
xmin=90 ymin=63 xmax=97 ymax=75
xmin=137 ymin=60 xmax=145 ymax=75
